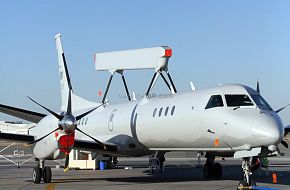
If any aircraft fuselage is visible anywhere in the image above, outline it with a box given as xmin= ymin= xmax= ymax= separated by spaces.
xmin=31 ymin=84 xmax=284 ymax=159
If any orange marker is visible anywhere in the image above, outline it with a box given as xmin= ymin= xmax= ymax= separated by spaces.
xmin=272 ymin=172 xmax=277 ymax=184
xmin=214 ymin=138 xmax=219 ymax=147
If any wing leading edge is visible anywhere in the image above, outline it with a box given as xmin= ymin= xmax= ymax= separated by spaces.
xmin=0 ymin=104 xmax=46 ymax=123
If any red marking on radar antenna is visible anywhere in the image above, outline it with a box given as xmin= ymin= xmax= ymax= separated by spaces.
xmin=164 ymin=49 xmax=172 ymax=57
xmin=98 ymin=90 xmax=102 ymax=97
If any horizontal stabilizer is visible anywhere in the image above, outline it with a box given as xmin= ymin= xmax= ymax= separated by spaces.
xmin=0 ymin=104 xmax=46 ymax=123
xmin=94 ymin=46 xmax=172 ymax=72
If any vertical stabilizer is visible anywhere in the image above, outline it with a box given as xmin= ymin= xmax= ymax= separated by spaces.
xmin=55 ymin=33 xmax=99 ymax=112
xmin=55 ymin=33 xmax=72 ymax=111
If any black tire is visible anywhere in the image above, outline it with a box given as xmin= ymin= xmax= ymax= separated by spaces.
xmin=203 ymin=164 xmax=213 ymax=179
xmin=32 ymin=167 xmax=42 ymax=184
xmin=237 ymin=180 xmax=256 ymax=190
xmin=237 ymin=180 xmax=249 ymax=190
xmin=213 ymin=163 xmax=222 ymax=178
xmin=43 ymin=166 xmax=52 ymax=183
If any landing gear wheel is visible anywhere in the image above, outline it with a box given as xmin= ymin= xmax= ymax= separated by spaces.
xmin=203 ymin=164 xmax=214 ymax=179
xmin=237 ymin=179 xmax=256 ymax=190
xmin=32 ymin=167 xmax=42 ymax=184
xmin=43 ymin=166 xmax=52 ymax=183
xmin=237 ymin=180 xmax=249 ymax=190
xmin=213 ymin=163 xmax=222 ymax=178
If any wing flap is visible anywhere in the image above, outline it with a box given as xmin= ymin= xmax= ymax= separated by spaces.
xmin=0 ymin=104 xmax=46 ymax=123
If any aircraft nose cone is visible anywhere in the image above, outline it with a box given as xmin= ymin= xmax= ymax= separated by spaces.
xmin=251 ymin=114 xmax=284 ymax=146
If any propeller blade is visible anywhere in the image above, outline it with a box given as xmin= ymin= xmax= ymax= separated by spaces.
xmin=64 ymin=153 xmax=70 ymax=172
xmin=275 ymin=104 xmax=290 ymax=113
xmin=27 ymin=96 xmax=62 ymax=120
xmin=67 ymin=90 xmax=72 ymax=114
xmin=62 ymin=53 xmax=73 ymax=91
xmin=75 ymin=104 xmax=105 ymax=121
xmin=256 ymin=80 xmax=260 ymax=94
xmin=281 ymin=140 xmax=288 ymax=148
xmin=27 ymin=127 xmax=61 ymax=144
xmin=75 ymin=127 xmax=106 ymax=150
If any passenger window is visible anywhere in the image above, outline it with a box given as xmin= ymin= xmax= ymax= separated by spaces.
xmin=205 ymin=95 xmax=224 ymax=109
xmin=165 ymin=107 xmax=169 ymax=116
xmin=85 ymin=118 xmax=88 ymax=125
xmin=81 ymin=118 xmax=84 ymax=125
xmin=153 ymin=108 xmax=157 ymax=117
xmin=158 ymin=108 xmax=163 ymax=117
xmin=171 ymin=106 xmax=175 ymax=115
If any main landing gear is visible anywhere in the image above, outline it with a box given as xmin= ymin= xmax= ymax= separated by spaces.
xmin=237 ymin=157 xmax=256 ymax=190
xmin=33 ymin=159 xmax=52 ymax=184
xmin=203 ymin=154 xmax=222 ymax=179
xmin=149 ymin=152 xmax=165 ymax=174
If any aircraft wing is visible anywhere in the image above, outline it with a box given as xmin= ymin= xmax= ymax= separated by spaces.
xmin=74 ymin=139 xmax=118 ymax=155
xmin=0 ymin=104 xmax=46 ymax=123
xmin=0 ymin=132 xmax=34 ymax=143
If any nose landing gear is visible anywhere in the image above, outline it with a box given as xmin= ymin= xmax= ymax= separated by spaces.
xmin=32 ymin=159 xmax=52 ymax=184
xmin=237 ymin=157 xmax=256 ymax=190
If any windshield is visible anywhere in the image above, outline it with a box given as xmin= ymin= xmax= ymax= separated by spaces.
xmin=225 ymin=94 xmax=254 ymax=107
xmin=205 ymin=95 xmax=224 ymax=109
xmin=251 ymin=94 xmax=273 ymax=111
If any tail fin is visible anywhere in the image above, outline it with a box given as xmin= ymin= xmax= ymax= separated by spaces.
xmin=55 ymin=34 xmax=99 ymax=112
xmin=55 ymin=33 xmax=71 ymax=111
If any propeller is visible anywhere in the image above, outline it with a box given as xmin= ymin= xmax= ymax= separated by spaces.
xmin=64 ymin=153 xmax=70 ymax=172
xmin=28 ymin=94 xmax=105 ymax=170
xmin=28 ymin=94 xmax=106 ymax=161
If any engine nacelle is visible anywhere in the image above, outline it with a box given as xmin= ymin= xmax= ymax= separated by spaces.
xmin=31 ymin=115 xmax=75 ymax=160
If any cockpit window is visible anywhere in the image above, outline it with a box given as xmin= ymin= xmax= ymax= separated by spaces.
xmin=205 ymin=95 xmax=224 ymax=109
xmin=225 ymin=94 xmax=254 ymax=107
xmin=251 ymin=94 xmax=273 ymax=111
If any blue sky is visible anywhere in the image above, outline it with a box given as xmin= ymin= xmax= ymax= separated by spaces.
xmin=1 ymin=1 xmax=290 ymax=124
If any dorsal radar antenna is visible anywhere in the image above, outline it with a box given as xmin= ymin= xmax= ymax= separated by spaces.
xmin=94 ymin=46 xmax=177 ymax=103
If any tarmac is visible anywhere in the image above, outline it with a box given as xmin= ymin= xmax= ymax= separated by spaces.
xmin=0 ymin=143 xmax=290 ymax=190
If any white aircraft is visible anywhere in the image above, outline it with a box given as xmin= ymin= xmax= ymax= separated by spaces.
xmin=0 ymin=34 xmax=289 ymax=189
